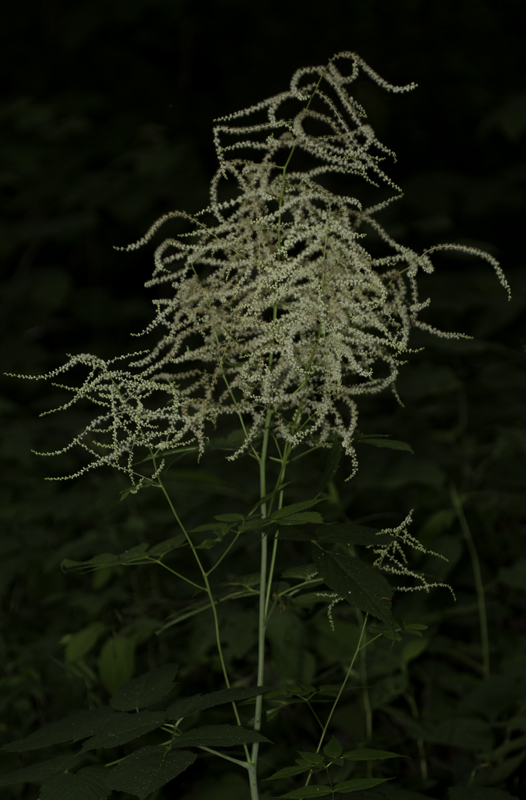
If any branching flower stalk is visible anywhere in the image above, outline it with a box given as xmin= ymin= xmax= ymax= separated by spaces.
xmin=5 ymin=51 xmax=511 ymax=800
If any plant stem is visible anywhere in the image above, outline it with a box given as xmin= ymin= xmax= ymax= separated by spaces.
xmin=450 ymin=484 xmax=490 ymax=677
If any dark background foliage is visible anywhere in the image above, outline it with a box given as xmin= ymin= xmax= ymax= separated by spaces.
xmin=1 ymin=1 xmax=525 ymax=798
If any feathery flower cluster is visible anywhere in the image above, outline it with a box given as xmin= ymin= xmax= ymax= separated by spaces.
xmin=9 ymin=52 xmax=510 ymax=484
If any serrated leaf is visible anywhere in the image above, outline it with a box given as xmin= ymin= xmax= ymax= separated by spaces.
xmin=80 ymin=711 xmax=166 ymax=752
xmin=223 ymin=572 xmax=261 ymax=588
xmin=296 ymin=752 xmax=324 ymax=766
xmin=313 ymin=439 xmax=342 ymax=497
xmin=61 ymin=554 xmax=119 ymax=573
xmin=239 ymin=517 xmax=274 ymax=532
xmin=277 ymin=787 xmax=332 ymax=798
xmin=148 ymin=535 xmax=186 ymax=557
xmin=0 ymin=708 xmax=116 ymax=752
xmin=334 ymin=777 xmax=392 ymax=792
xmin=64 ymin=622 xmax=106 ymax=663
xmin=171 ymin=724 xmax=271 ymax=748
xmin=40 ymin=766 xmax=110 ymax=800
xmin=190 ymin=523 xmax=228 ymax=533
xmin=264 ymin=764 xmax=314 ymax=781
xmin=314 ymin=523 xmax=394 ymax=546
xmin=280 ymin=512 xmax=324 ymax=526
xmin=110 ymin=664 xmax=178 ymax=711
xmin=118 ymin=543 xmax=149 ymax=562
xmin=166 ymin=685 xmax=270 ymax=719
xmin=323 ymin=736 xmax=343 ymax=758
xmin=342 ymin=748 xmax=406 ymax=761
xmin=104 ymin=745 xmax=196 ymax=800
xmin=0 ymin=754 xmax=82 ymax=787
xmin=98 ymin=634 xmax=135 ymax=694
xmin=281 ymin=564 xmax=317 ymax=580
xmin=313 ymin=550 xmax=393 ymax=627
xmin=272 ymin=500 xmax=324 ymax=519
xmin=356 ymin=437 xmax=413 ymax=453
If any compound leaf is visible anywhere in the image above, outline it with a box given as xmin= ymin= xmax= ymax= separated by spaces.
xmin=80 ymin=711 xmax=166 ymax=752
xmin=110 ymin=664 xmax=178 ymax=711
xmin=1 ymin=708 xmax=116 ymax=752
xmin=104 ymin=745 xmax=196 ymax=800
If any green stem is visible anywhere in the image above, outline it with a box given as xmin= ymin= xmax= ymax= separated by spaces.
xmin=450 ymin=484 xmax=490 ymax=677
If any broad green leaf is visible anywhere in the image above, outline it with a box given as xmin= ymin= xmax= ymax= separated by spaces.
xmin=64 ymin=622 xmax=106 ymax=663
xmin=118 ymin=543 xmax=149 ymax=562
xmin=313 ymin=438 xmax=342 ymax=497
xmin=280 ymin=512 xmax=324 ymax=526
xmin=356 ymin=436 xmax=413 ymax=453
xmin=272 ymin=500 xmax=324 ymax=519
xmin=281 ymin=564 xmax=317 ymax=580
xmin=342 ymin=748 xmax=406 ymax=761
xmin=277 ymin=787 xmax=332 ymax=798
xmin=335 ymin=777 xmax=392 ymax=792
xmin=171 ymin=724 xmax=271 ymax=748
xmin=0 ymin=754 xmax=81 ymax=787
xmin=148 ymin=534 xmax=186 ymax=557
xmin=401 ymin=638 xmax=429 ymax=665
xmin=191 ymin=523 xmax=228 ymax=533
xmin=296 ymin=752 xmax=324 ymax=766
xmin=0 ymin=708 xmax=116 ymax=752
xmin=104 ymin=745 xmax=196 ymax=800
xmin=166 ymin=685 xmax=270 ymax=719
xmin=323 ymin=736 xmax=343 ymax=759
xmin=314 ymin=523 xmax=394 ymax=546
xmin=80 ymin=711 xmax=166 ymax=752
xmin=110 ymin=664 xmax=178 ymax=711
xmin=264 ymin=764 xmax=313 ymax=781
xmin=61 ymin=554 xmax=119 ymax=573
xmin=40 ymin=766 xmax=110 ymax=800
xmin=313 ymin=550 xmax=393 ymax=627
xmin=98 ymin=634 xmax=135 ymax=694
xmin=239 ymin=517 xmax=274 ymax=532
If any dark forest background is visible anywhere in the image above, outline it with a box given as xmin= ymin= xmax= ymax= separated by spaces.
xmin=1 ymin=1 xmax=526 ymax=799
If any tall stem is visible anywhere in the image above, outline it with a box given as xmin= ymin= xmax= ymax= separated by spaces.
xmin=450 ymin=484 xmax=490 ymax=677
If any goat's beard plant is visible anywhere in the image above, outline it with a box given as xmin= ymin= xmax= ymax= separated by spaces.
xmin=4 ymin=53 xmax=510 ymax=800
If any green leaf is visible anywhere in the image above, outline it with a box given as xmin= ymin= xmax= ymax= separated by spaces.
xmin=80 ymin=711 xmax=166 ymax=752
xmin=104 ymin=745 xmax=196 ymax=800
xmin=314 ymin=523 xmax=394 ymax=546
xmin=264 ymin=764 xmax=314 ymax=781
xmin=118 ymin=543 xmax=149 ymax=562
xmin=171 ymin=724 xmax=271 ymax=748
xmin=313 ymin=438 xmax=342 ymax=497
xmin=272 ymin=500 xmax=324 ymax=519
xmin=356 ymin=436 xmax=413 ymax=453
xmin=0 ymin=708 xmax=116 ymax=752
xmin=342 ymin=748 xmax=406 ymax=761
xmin=276 ymin=787 xmax=332 ymax=798
xmin=64 ymin=622 xmax=106 ymax=663
xmin=110 ymin=664 xmax=178 ymax=711
xmin=335 ymin=777 xmax=393 ymax=792
xmin=0 ymin=754 xmax=82 ymax=787
xmin=214 ymin=513 xmax=244 ymax=522
xmin=281 ymin=564 xmax=317 ymax=580
xmin=296 ymin=752 xmax=325 ymax=766
xmin=40 ymin=767 xmax=111 ymax=800
xmin=191 ymin=523 xmax=228 ymax=533
xmin=222 ymin=572 xmax=261 ymax=588
xmin=313 ymin=550 xmax=393 ymax=627
xmin=148 ymin=534 xmax=187 ymax=557
xmin=280 ymin=512 xmax=324 ymax=526
xmin=97 ymin=635 xmax=136 ymax=694
xmin=323 ymin=736 xmax=343 ymax=758
xmin=61 ymin=554 xmax=119 ymax=573
xmin=166 ymin=685 xmax=270 ymax=719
